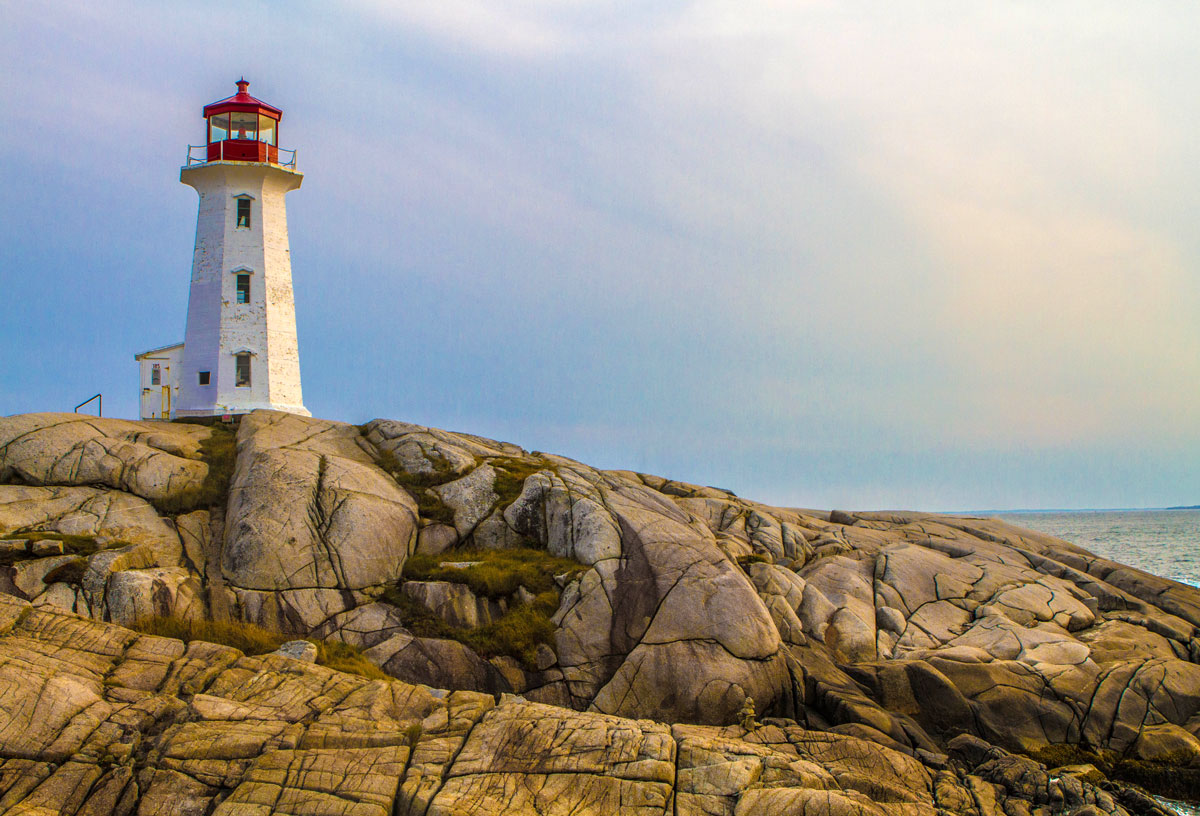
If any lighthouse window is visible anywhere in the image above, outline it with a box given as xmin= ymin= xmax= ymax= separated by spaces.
xmin=236 ymin=274 xmax=251 ymax=303
xmin=235 ymin=354 xmax=252 ymax=387
xmin=208 ymin=114 xmax=229 ymax=142
xmin=237 ymin=198 xmax=251 ymax=228
xmin=258 ymin=115 xmax=276 ymax=145
xmin=198 ymin=371 xmax=211 ymax=386
xmin=230 ymin=112 xmax=257 ymax=140
xmin=151 ymin=364 xmax=161 ymax=385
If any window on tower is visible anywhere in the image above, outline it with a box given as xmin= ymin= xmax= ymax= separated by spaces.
xmin=208 ymin=114 xmax=229 ymax=142
xmin=236 ymin=274 xmax=251 ymax=303
xmin=230 ymin=112 xmax=257 ymax=140
xmin=198 ymin=371 xmax=211 ymax=386
xmin=235 ymin=354 xmax=252 ymax=388
xmin=237 ymin=198 xmax=251 ymax=229
xmin=258 ymin=115 xmax=276 ymax=146
xmin=151 ymin=364 xmax=161 ymax=385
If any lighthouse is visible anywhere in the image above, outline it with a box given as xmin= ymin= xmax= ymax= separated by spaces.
xmin=137 ymin=79 xmax=309 ymax=419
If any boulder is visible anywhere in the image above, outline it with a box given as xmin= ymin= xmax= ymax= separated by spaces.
xmin=1133 ymin=723 xmax=1200 ymax=767
xmin=0 ymin=413 xmax=209 ymax=508
xmin=400 ymin=580 xmax=504 ymax=629
xmin=11 ymin=554 xmax=79 ymax=599
xmin=311 ymin=602 xmax=411 ymax=649
xmin=104 ymin=567 xmax=205 ymax=625
xmin=274 ymin=640 xmax=319 ymax=663
xmin=0 ymin=485 xmax=182 ymax=566
xmin=431 ymin=464 xmax=498 ymax=538
xmin=364 ymin=632 xmax=511 ymax=693
xmin=221 ymin=412 xmax=418 ymax=631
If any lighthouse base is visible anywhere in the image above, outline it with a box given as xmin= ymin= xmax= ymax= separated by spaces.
xmin=176 ymin=402 xmax=311 ymax=419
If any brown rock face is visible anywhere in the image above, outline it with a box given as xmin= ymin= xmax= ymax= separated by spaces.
xmin=0 ymin=594 xmax=1160 ymax=815
xmin=222 ymin=412 xmax=419 ymax=632
xmin=1 ymin=410 xmax=1199 ymax=813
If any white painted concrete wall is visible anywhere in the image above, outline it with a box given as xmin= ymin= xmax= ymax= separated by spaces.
xmin=176 ymin=161 xmax=309 ymax=417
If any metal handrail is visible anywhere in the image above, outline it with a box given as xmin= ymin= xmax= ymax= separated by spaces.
xmin=185 ymin=142 xmax=298 ymax=169
xmin=74 ymin=393 xmax=101 ymax=417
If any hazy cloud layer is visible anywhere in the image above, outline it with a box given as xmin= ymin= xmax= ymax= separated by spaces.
xmin=2 ymin=2 xmax=1197 ymax=509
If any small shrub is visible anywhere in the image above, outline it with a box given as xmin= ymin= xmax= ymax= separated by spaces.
xmin=382 ymin=448 xmax=461 ymax=491
xmin=381 ymin=589 xmax=457 ymax=639
xmin=401 ymin=548 xmax=585 ymax=599
xmin=417 ymin=490 xmax=457 ymax=526
xmin=130 ymin=616 xmax=288 ymax=655
xmin=386 ymin=553 xmax=570 ymax=670
xmin=313 ymin=639 xmax=389 ymax=681
xmin=458 ymin=602 xmax=558 ymax=668
xmin=488 ymin=456 xmax=549 ymax=509
xmin=404 ymin=723 xmax=423 ymax=748
xmin=737 ymin=554 xmax=769 ymax=568
xmin=43 ymin=557 xmax=88 ymax=586
xmin=195 ymin=425 xmax=237 ymax=508
xmin=127 ymin=615 xmax=386 ymax=680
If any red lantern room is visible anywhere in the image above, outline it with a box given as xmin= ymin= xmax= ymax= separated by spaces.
xmin=199 ymin=79 xmax=287 ymax=165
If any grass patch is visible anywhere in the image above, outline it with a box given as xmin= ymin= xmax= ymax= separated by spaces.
xmin=737 ymin=554 xmax=769 ymax=568
xmin=314 ymin=639 xmax=389 ymax=681
xmin=458 ymin=599 xmax=557 ymax=668
xmin=195 ymin=424 xmax=236 ymax=508
xmin=379 ymin=590 xmax=457 ymax=640
xmin=402 ymin=548 xmax=586 ymax=599
xmin=488 ymin=456 xmax=550 ymax=509
xmin=378 ymin=447 xmax=461 ymax=490
xmin=130 ymin=615 xmax=289 ymax=655
xmin=150 ymin=423 xmax=237 ymax=513
xmin=416 ymin=490 xmax=457 ymax=527
xmin=382 ymin=585 xmax=560 ymax=669
xmin=373 ymin=446 xmax=464 ymax=525
xmin=126 ymin=615 xmax=385 ymax=681
xmin=0 ymin=533 xmax=128 ymax=566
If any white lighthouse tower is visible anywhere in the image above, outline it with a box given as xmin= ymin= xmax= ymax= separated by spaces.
xmin=167 ymin=79 xmax=308 ymax=418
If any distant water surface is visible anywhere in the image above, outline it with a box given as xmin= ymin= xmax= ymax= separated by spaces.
xmin=998 ymin=509 xmax=1200 ymax=587
xmin=997 ymin=509 xmax=1200 ymax=814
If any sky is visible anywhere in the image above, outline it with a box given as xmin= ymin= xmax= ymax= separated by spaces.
xmin=1 ymin=2 xmax=1198 ymax=511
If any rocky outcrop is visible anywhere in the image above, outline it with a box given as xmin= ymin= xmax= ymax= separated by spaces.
xmin=2 ymin=409 xmax=1200 ymax=811
xmin=222 ymin=412 xmax=419 ymax=632
xmin=0 ymin=594 xmax=1172 ymax=816
xmin=0 ymin=413 xmax=209 ymax=508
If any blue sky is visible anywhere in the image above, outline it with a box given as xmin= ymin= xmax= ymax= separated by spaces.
xmin=2 ymin=2 xmax=1198 ymax=511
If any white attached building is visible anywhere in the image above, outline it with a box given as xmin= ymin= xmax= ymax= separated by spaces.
xmin=135 ymin=79 xmax=309 ymax=420
xmin=134 ymin=343 xmax=183 ymax=421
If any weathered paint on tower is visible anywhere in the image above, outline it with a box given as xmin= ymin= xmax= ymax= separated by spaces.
xmin=175 ymin=80 xmax=309 ymax=418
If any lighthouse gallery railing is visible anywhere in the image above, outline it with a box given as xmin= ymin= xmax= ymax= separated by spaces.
xmin=186 ymin=142 xmax=298 ymax=169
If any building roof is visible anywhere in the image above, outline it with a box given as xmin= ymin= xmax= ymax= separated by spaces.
xmin=203 ymin=79 xmax=283 ymax=120
xmin=134 ymin=342 xmax=184 ymax=360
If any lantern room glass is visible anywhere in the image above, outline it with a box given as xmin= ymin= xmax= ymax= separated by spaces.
xmin=258 ymin=115 xmax=276 ymax=146
xmin=208 ymin=114 xmax=229 ymax=143
xmin=230 ymin=112 xmax=257 ymax=140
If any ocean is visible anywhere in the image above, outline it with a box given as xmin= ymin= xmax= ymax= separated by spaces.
xmin=999 ymin=509 xmax=1200 ymax=588
xmin=997 ymin=508 xmax=1200 ymax=815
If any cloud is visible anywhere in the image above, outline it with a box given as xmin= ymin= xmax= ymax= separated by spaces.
xmin=3 ymin=1 xmax=1198 ymax=508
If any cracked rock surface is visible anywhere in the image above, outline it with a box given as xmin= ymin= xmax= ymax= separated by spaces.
xmin=0 ymin=594 xmax=1172 ymax=815
xmin=1 ymin=410 xmax=1199 ymax=813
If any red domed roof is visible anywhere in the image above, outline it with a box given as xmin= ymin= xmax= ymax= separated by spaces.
xmin=203 ymin=79 xmax=283 ymax=120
